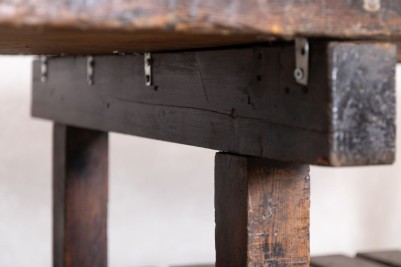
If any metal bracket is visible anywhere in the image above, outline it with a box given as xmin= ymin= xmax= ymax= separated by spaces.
xmin=294 ymin=38 xmax=309 ymax=86
xmin=144 ymin=52 xmax=152 ymax=86
xmin=40 ymin=56 xmax=48 ymax=83
xmin=87 ymin=56 xmax=95 ymax=85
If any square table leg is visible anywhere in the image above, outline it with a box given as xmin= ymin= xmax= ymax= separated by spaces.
xmin=53 ymin=123 xmax=108 ymax=267
xmin=215 ymin=153 xmax=310 ymax=266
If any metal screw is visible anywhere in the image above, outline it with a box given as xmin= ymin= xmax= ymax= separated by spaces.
xmin=144 ymin=52 xmax=152 ymax=86
xmin=364 ymin=0 xmax=381 ymax=12
xmin=87 ymin=56 xmax=95 ymax=85
xmin=294 ymin=68 xmax=304 ymax=81
xmin=40 ymin=56 xmax=48 ymax=83
xmin=294 ymin=38 xmax=309 ymax=85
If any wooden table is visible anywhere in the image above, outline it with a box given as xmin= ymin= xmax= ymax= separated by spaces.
xmin=1 ymin=1 xmax=400 ymax=266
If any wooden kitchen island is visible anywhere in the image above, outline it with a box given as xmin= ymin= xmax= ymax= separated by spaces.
xmin=1 ymin=0 xmax=400 ymax=266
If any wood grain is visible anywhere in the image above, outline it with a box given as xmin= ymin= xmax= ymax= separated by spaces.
xmin=32 ymin=42 xmax=396 ymax=166
xmin=53 ymin=124 xmax=108 ymax=267
xmin=1 ymin=0 xmax=401 ymax=56
xmin=215 ymin=153 xmax=310 ymax=266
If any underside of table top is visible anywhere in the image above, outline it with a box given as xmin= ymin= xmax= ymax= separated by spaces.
xmin=1 ymin=0 xmax=401 ymax=59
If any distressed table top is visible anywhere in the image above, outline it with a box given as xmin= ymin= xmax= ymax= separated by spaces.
xmin=0 ymin=0 xmax=401 ymax=57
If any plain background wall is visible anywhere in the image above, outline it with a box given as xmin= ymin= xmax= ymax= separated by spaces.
xmin=0 ymin=56 xmax=400 ymax=267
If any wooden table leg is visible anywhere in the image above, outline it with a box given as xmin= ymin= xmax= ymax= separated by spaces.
xmin=53 ymin=123 xmax=108 ymax=267
xmin=215 ymin=153 xmax=310 ymax=266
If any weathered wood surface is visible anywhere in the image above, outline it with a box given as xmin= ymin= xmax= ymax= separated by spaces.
xmin=32 ymin=42 xmax=396 ymax=166
xmin=358 ymin=251 xmax=401 ymax=266
xmin=53 ymin=124 xmax=108 ymax=267
xmin=214 ymin=153 xmax=310 ymax=266
xmin=311 ymin=255 xmax=389 ymax=267
xmin=0 ymin=0 xmax=401 ymax=57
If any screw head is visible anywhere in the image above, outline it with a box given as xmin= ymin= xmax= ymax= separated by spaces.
xmin=364 ymin=0 xmax=381 ymax=12
xmin=294 ymin=68 xmax=304 ymax=81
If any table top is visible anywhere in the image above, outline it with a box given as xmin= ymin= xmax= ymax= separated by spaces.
xmin=1 ymin=0 xmax=400 ymax=57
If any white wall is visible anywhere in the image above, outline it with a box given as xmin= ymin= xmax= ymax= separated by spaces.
xmin=0 ymin=57 xmax=400 ymax=267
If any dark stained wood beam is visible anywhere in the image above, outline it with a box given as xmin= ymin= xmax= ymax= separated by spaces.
xmin=53 ymin=124 xmax=108 ymax=267
xmin=32 ymin=42 xmax=396 ymax=166
xmin=1 ymin=0 xmax=401 ymax=58
xmin=215 ymin=153 xmax=310 ymax=266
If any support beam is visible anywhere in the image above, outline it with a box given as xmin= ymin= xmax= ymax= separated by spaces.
xmin=53 ymin=124 xmax=108 ymax=267
xmin=214 ymin=153 xmax=310 ymax=266
xmin=33 ymin=42 xmax=397 ymax=166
